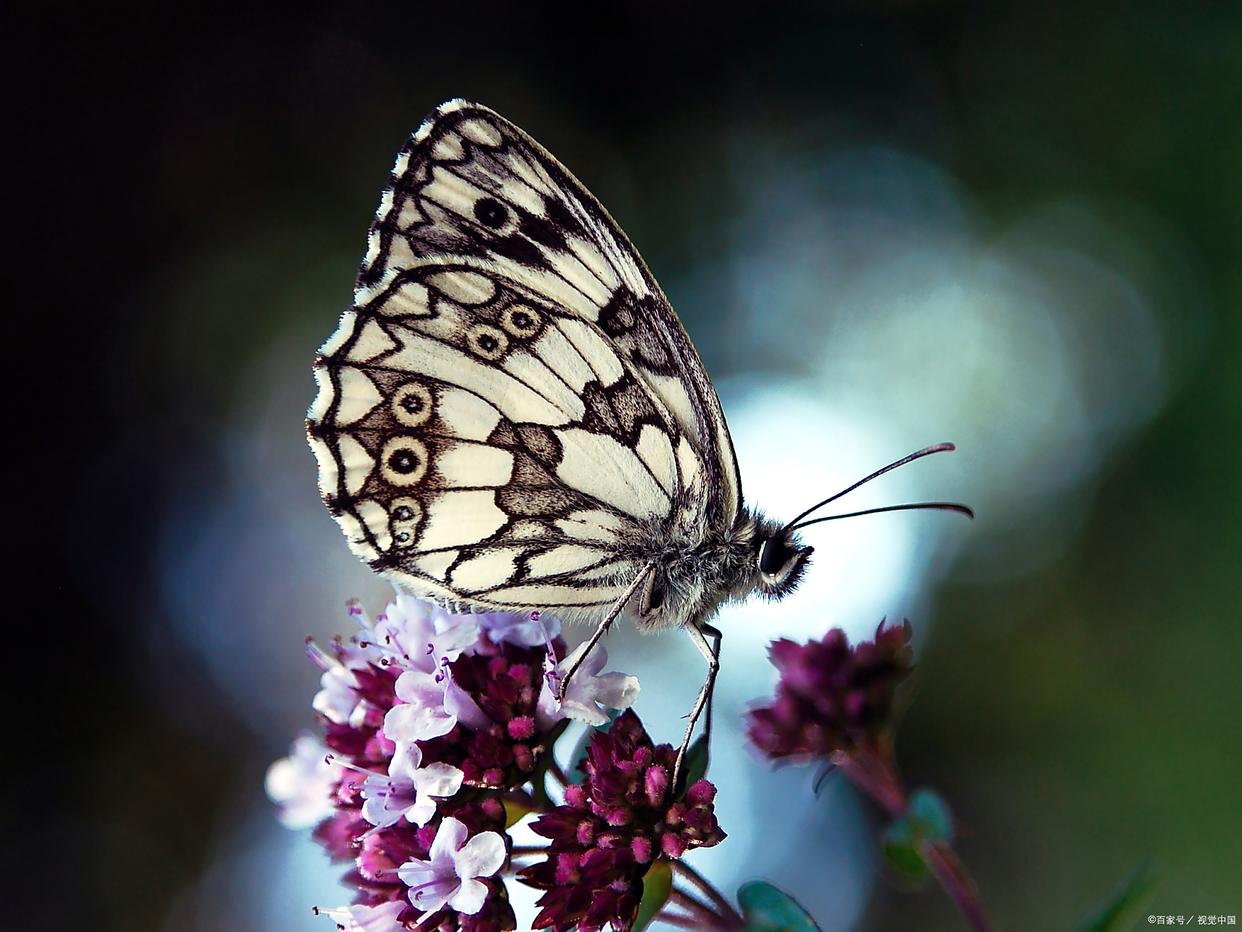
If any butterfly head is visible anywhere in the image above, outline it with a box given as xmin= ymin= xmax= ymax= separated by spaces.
xmin=754 ymin=523 xmax=813 ymax=599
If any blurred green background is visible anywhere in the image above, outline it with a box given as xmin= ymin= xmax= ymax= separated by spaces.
xmin=14 ymin=2 xmax=1239 ymax=930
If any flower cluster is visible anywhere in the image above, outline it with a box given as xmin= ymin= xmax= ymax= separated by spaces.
xmin=267 ymin=591 xmax=641 ymax=931
xmin=521 ymin=711 xmax=726 ymax=931
xmin=746 ymin=620 xmax=914 ymax=762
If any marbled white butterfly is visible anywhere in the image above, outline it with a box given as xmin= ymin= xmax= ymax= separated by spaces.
xmin=307 ymin=100 xmax=970 ymax=777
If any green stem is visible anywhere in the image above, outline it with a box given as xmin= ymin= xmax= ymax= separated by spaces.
xmin=546 ymin=755 xmax=569 ymax=788
xmin=509 ymin=844 xmax=546 ymax=856
xmin=671 ymin=859 xmax=745 ymax=927
xmin=921 ymin=841 xmax=994 ymax=932
xmin=833 ymin=745 xmax=996 ymax=932
xmin=666 ymin=888 xmax=731 ymax=929
xmin=657 ymin=910 xmax=705 ymax=929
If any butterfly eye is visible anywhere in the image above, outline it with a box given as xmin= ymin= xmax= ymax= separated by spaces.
xmin=758 ymin=538 xmax=792 ymax=577
xmin=643 ymin=576 xmax=666 ymax=616
xmin=474 ymin=197 xmax=509 ymax=229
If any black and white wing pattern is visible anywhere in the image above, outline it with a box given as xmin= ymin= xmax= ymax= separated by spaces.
xmin=308 ymin=100 xmax=741 ymax=618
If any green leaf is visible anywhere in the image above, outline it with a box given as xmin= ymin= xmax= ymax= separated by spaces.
xmin=633 ymin=859 xmax=673 ymax=931
xmin=879 ymin=788 xmax=953 ymax=885
xmin=1074 ymin=861 xmax=1158 ymax=932
xmin=907 ymin=788 xmax=954 ymax=844
xmin=881 ymin=817 xmax=931 ymax=885
xmin=502 ymin=795 xmax=536 ymax=829
xmin=737 ymin=880 xmax=823 ymax=931
xmin=678 ymin=734 xmax=710 ymax=794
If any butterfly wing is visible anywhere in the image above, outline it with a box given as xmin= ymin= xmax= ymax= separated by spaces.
xmin=308 ymin=100 xmax=741 ymax=617
xmin=359 ymin=100 xmax=741 ymax=522
xmin=310 ymin=263 xmax=700 ymax=615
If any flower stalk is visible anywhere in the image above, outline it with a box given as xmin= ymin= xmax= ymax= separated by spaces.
xmin=671 ymin=860 xmax=746 ymax=928
xmin=748 ymin=621 xmax=996 ymax=932
xmin=835 ymin=746 xmax=993 ymax=932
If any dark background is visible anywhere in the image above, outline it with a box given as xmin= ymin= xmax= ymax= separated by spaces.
xmin=13 ymin=3 xmax=1240 ymax=930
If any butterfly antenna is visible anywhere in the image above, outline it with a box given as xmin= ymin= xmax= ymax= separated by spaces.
xmin=793 ymin=501 xmax=974 ymax=530
xmin=784 ymin=442 xmax=969 ymax=531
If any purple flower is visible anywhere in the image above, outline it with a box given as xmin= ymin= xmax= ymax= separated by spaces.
xmin=384 ymin=668 xmax=490 ymax=744
xmin=358 ymin=591 xmax=481 ymax=675
xmin=536 ymin=643 xmax=640 ymax=728
xmin=270 ymin=594 xmax=663 ymax=931
xmin=361 ymin=742 xmax=465 ymax=829
xmin=266 ymin=735 xmax=336 ymax=828
xmin=520 ymin=711 xmax=725 ymax=932
xmin=312 ymin=901 xmax=406 ymax=931
xmin=312 ymin=645 xmax=367 ymax=726
xmin=397 ymin=816 xmax=508 ymax=915
xmin=746 ymin=620 xmax=914 ymax=761
xmin=415 ymin=642 xmax=576 ymax=790
xmin=478 ymin=610 xmax=562 ymax=648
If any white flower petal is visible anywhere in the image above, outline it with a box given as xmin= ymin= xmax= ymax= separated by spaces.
xmin=413 ymin=762 xmax=464 ymax=798
xmin=453 ymin=830 xmax=506 ymax=880
xmin=388 ymin=741 xmax=423 ymax=782
xmin=383 ymin=699 xmax=455 ymax=743
xmin=361 ymin=793 xmax=401 ymax=829
xmin=449 ymin=877 xmax=489 ymax=915
xmin=479 ymin=612 xmax=561 ymax=646
xmin=265 ymin=736 xmax=335 ymax=829
xmin=581 ymin=643 xmax=608 ymax=676
xmin=407 ymin=793 xmax=437 ymax=826
xmin=396 ymin=859 xmax=437 ymax=890
xmin=541 ymin=643 xmax=642 ymax=725
xmin=432 ymin=618 xmax=483 ymax=657
xmin=409 ymin=877 xmax=458 ymax=914
xmin=393 ymin=670 xmax=441 ymax=705
xmin=443 ymin=676 xmax=490 ymax=729
xmin=584 ymin=671 xmax=640 ymax=712
xmin=428 ymin=816 xmax=469 ymax=865
xmin=312 ymin=667 xmax=359 ymax=724
xmin=313 ymin=901 xmax=406 ymax=931
xmin=561 ymin=695 xmax=610 ymax=726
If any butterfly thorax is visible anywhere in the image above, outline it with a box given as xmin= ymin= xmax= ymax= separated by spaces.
xmin=628 ymin=508 xmax=808 ymax=631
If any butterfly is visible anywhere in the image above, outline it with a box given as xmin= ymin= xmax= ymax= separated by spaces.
xmin=307 ymin=100 xmax=970 ymax=779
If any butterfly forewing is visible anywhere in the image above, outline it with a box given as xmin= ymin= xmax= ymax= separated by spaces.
xmin=309 ymin=99 xmax=742 ymax=618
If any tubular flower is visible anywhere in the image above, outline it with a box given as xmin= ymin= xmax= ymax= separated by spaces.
xmin=520 ymin=711 xmax=725 ymax=932
xmin=746 ymin=620 xmax=914 ymax=761
xmin=268 ymin=593 xmax=641 ymax=930
xmin=398 ymin=816 xmax=508 ymax=915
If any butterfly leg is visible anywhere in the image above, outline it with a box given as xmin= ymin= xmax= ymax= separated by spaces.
xmin=673 ymin=620 xmax=721 ymax=790
xmin=699 ymin=622 xmax=723 ymax=749
xmin=556 ymin=565 xmax=653 ymax=704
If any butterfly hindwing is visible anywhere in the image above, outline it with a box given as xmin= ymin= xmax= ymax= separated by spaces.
xmin=310 ymin=261 xmax=708 ymax=615
xmin=309 ymin=100 xmax=741 ymax=617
